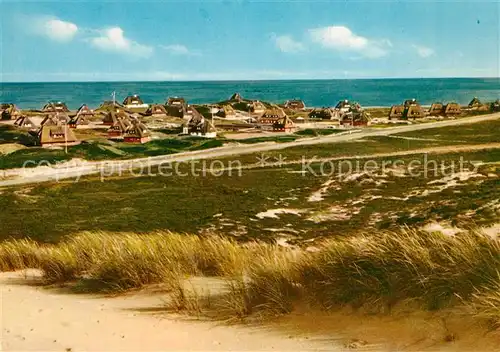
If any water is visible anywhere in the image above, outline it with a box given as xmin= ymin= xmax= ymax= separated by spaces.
xmin=1 ymin=78 xmax=498 ymax=110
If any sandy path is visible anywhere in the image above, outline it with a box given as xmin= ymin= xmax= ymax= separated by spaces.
xmin=1 ymin=113 xmax=499 ymax=188
xmin=0 ymin=272 xmax=334 ymax=351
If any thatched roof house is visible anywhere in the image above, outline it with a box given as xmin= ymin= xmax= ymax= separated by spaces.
xmin=166 ymin=97 xmax=187 ymax=107
xmin=102 ymin=110 xmax=129 ymax=126
xmin=95 ymin=100 xmax=124 ymax=113
xmin=76 ymin=104 xmax=95 ymax=117
xmin=259 ymin=106 xmax=287 ymax=125
xmin=444 ymin=102 xmax=461 ymax=115
xmin=273 ymin=115 xmax=295 ymax=132
xmin=145 ymin=104 xmax=168 ymax=117
xmin=123 ymin=95 xmax=148 ymax=108
xmin=107 ymin=115 xmax=133 ymax=139
xmin=1 ymin=104 xmax=20 ymax=120
xmin=390 ymin=99 xmax=424 ymax=120
xmin=229 ymin=93 xmax=243 ymax=102
xmin=309 ymin=108 xmax=340 ymax=120
xmin=187 ymin=109 xmax=216 ymax=138
xmin=249 ymin=101 xmax=266 ymax=115
xmin=428 ymin=102 xmax=444 ymax=116
xmin=165 ymin=97 xmax=188 ymax=118
xmin=340 ymin=110 xmax=371 ymax=126
xmin=389 ymin=105 xmax=404 ymax=119
xmin=218 ymin=105 xmax=236 ymax=118
xmin=42 ymin=102 xmax=70 ymax=113
xmin=40 ymin=115 xmax=58 ymax=127
xmin=0 ymin=103 xmax=13 ymax=112
xmin=335 ymin=99 xmax=352 ymax=112
xmin=68 ymin=114 xmax=91 ymax=128
xmin=491 ymin=99 xmax=500 ymax=112
xmin=468 ymin=97 xmax=482 ymax=108
xmin=14 ymin=115 xmax=37 ymax=129
xmin=37 ymin=125 xmax=79 ymax=147
xmin=467 ymin=97 xmax=490 ymax=112
xmin=405 ymin=105 xmax=425 ymax=119
xmin=41 ymin=113 xmax=70 ymax=126
xmin=284 ymin=99 xmax=306 ymax=110
xmin=404 ymin=99 xmax=419 ymax=108
xmin=123 ymin=121 xmax=151 ymax=144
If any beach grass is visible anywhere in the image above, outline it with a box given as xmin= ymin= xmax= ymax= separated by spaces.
xmin=2 ymin=229 xmax=500 ymax=326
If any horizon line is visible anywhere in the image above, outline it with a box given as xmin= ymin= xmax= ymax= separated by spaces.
xmin=1 ymin=76 xmax=499 ymax=84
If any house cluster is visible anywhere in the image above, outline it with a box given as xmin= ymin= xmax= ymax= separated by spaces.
xmin=307 ymin=100 xmax=370 ymax=126
xmin=2 ymin=94 xmax=221 ymax=146
xmin=13 ymin=108 xmax=80 ymax=148
xmin=3 ymin=92 xmax=499 ymax=148
xmin=389 ymin=99 xmax=460 ymax=119
xmin=387 ymin=97 xmax=500 ymax=120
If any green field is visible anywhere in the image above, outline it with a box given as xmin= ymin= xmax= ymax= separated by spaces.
xmin=1 ymin=147 xmax=498 ymax=243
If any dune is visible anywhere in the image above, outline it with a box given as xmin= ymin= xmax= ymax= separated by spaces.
xmin=0 ymin=271 xmax=333 ymax=352
xmin=2 ymin=270 xmax=500 ymax=351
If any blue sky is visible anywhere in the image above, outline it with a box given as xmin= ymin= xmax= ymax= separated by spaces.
xmin=1 ymin=0 xmax=499 ymax=82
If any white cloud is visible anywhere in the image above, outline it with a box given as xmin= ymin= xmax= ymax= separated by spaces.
xmin=89 ymin=27 xmax=153 ymax=58
xmin=159 ymin=44 xmax=199 ymax=56
xmin=309 ymin=26 xmax=390 ymax=58
xmin=31 ymin=17 xmax=78 ymax=42
xmin=412 ymin=44 xmax=435 ymax=58
xmin=271 ymin=34 xmax=305 ymax=53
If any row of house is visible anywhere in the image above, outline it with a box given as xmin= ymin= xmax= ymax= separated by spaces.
xmin=388 ymin=97 xmax=500 ymax=120
xmin=389 ymin=99 xmax=461 ymax=119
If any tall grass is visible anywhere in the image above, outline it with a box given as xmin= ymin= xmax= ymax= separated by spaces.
xmin=1 ymin=229 xmax=500 ymax=325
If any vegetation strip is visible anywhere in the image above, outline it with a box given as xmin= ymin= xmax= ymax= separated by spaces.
xmin=2 ymin=230 xmax=500 ymax=326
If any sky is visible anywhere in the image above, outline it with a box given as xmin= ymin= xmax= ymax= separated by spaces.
xmin=1 ymin=0 xmax=499 ymax=82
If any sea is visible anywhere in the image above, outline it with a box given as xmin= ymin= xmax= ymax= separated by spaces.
xmin=1 ymin=78 xmax=499 ymax=110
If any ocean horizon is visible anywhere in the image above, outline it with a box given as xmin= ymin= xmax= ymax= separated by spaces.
xmin=1 ymin=77 xmax=499 ymax=110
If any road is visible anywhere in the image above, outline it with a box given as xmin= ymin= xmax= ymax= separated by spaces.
xmin=1 ymin=113 xmax=499 ymax=187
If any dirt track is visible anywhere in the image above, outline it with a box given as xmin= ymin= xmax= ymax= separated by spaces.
xmin=1 ymin=113 xmax=499 ymax=187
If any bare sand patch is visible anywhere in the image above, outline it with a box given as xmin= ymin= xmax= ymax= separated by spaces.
xmin=307 ymin=179 xmax=338 ymax=202
xmin=255 ymin=208 xmax=306 ymax=219
xmin=421 ymin=222 xmax=465 ymax=237
xmin=307 ymin=205 xmax=359 ymax=222
xmin=0 ymin=271 xmax=333 ymax=352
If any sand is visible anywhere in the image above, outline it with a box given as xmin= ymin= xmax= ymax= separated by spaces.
xmin=2 ymin=271 xmax=500 ymax=351
xmin=0 ymin=271 xmax=332 ymax=351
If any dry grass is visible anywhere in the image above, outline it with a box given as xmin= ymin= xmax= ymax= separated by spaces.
xmin=1 ymin=229 xmax=500 ymax=326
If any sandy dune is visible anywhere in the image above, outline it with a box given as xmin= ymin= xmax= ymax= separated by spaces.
xmin=0 ymin=271 xmax=333 ymax=352
xmin=2 ymin=271 xmax=500 ymax=351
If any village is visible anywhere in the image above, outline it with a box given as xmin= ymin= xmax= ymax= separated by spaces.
xmin=0 ymin=93 xmax=499 ymax=148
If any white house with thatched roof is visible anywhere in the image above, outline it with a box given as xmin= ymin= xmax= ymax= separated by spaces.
xmin=42 ymin=102 xmax=70 ymax=113
xmin=186 ymin=109 xmax=217 ymax=138
xmin=37 ymin=125 xmax=80 ymax=147
xmin=123 ymin=95 xmax=148 ymax=109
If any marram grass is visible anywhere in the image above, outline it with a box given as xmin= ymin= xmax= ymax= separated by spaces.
xmin=1 ymin=229 xmax=500 ymax=325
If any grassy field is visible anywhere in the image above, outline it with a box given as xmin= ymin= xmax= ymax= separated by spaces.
xmin=1 ymin=119 xmax=498 ymax=242
xmin=0 ymin=147 xmax=498 ymax=243
xmin=395 ymin=119 xmax=500 ymax=144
